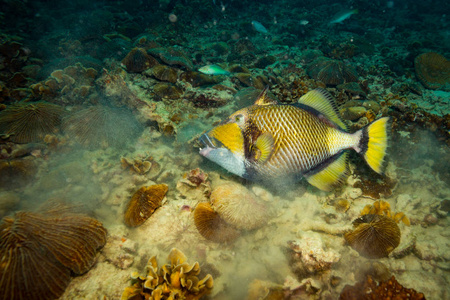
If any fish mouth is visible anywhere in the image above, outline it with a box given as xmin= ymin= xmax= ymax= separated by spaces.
xmin=198 ymin=133 xmax=218 ymax=156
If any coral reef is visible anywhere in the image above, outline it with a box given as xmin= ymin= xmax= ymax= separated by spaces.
xmin=414 ymin=52 xmax=450 ymax=91
xmin=210 ymin=182 xmax=270 ymax=230
xmin=62 ymin=105 xmax=142 ymax=149
xmin=121 ymin=47 xmax=158 ymax=73
xmin=124 ymin=184 xmax=168 ymax=227
xmin=0 ymin=203 xmax=107 ymax=300
xmin=339 ymin=275 xmax=426 ymax=299
xmin=344 ymin=214 xmax=401 ymax=259
xmin=306 ymin=57 xmax=358 ymax=86
xmin=193 ymin=202 xmax=240 ymax=243
xmin=121 ymin=248 xmax=213 ymax=300
xmin=0 ymin=102 xmax=65 ymax=143
xmin=352 ymin=171 xmax=397 ymax=199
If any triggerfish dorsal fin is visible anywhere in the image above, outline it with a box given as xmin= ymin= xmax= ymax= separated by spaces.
xmin=298 ymin=88 xmax=348 ymax=131
xmin=250 ymin=132 xmax=274 ymax=163
xmin=304 ymin=152 xmax=349 ymax=191
xmin=254 ymin=86 xmax=278 ymax=106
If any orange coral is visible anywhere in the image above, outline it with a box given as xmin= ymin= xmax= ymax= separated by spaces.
xmin=339 ymin=275 xmax=426 ymax=300
xmin=124 ymin=184 xmax=168 ymax=227
xmin=361 ymin=200 xmax=410 ymax=225
xmin=414 ymin=52 xmax=450 ymax=90
xmin=0 ymin=203 xmax=107 ymax=300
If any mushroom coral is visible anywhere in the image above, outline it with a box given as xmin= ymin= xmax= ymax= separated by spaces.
xmin=122 ymin=248 xmax=213 ymax=300
xmin=307 ymin=57 xmax=358 ymax=86
xmin=0 ymin=203 xmax=107 ymax=300
xmin=124 ymin=184 xmax=168 ymax=227
xmin=344 ymin=214 xmax=401 ymax=259
xmin=0 ymin=102 xmax=65 ymax=143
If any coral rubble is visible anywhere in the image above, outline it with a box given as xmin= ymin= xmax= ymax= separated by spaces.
xmin=339 ymin=275 xmax=426 ymax=299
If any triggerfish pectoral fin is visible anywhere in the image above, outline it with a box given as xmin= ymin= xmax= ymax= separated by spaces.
xmin=251 ymin=132 xmax=275 ymax=163
xmin=304 ymin=152 xmax=349 ymax=191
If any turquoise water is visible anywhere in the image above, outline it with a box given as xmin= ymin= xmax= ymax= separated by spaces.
xmin=0 ymin=0 xmax=448 ymax=299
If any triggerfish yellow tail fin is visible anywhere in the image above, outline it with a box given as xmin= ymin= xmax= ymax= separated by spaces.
xmin=358 ymin=117 xmax=390 ymax=174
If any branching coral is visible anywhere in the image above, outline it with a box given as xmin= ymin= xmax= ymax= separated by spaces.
xmin=0 ymin=102 xmax=65 ymax=143
xmin=0 ymin=203 xmax=107 ymax=300
xmin=121 ymin=248 xmax=213 ymax=300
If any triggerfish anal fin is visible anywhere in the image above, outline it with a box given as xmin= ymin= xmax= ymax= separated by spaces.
xmin=304 ymin=152 xmax=349 ymax=191
xmin=251 ymin=132 xmax=274 ymax=163
xmin=298 ymin=88 xmax=348 ymax=131
xmin=254 ymin=86 xmax=278 ymax=106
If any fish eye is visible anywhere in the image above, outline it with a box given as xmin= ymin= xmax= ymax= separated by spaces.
xmin=234 ymin=114 xmax=243 ymax=122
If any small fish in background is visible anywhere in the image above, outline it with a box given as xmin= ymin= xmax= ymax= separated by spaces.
xmin=199 ymin=88 xmax=390 ymax=191
xmin=329 ymin=8 xmax=358 ymax=24
xmin=299 ymin=20 xmax=309 ymax=26
xmin=251 ymin=20 xmax=269 ymax=34
xmin=198 ymin=65 xmax=230 ymax=75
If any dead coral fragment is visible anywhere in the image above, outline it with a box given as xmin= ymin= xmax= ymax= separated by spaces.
xmin=339 ymin=275 xmax=426 ymax=300
xmin=0 ymin=205 xmax=107 ymax=300
xmin=193 ymin=202 xmax=239 ymax=243
xmin=414 ymin=52 xmax=450 ymax=91
xmin=0 ymin=102 xmax=65 ymax=143
xmin=121 ymin=248 xmax=213 ymax=300
xmin=345 ymin=214 xmax=401 ymax=259
xmin=124 ymin=184 xmax=168 ymax=227
xmin=122 ymin=47 xmax=158 ymax=73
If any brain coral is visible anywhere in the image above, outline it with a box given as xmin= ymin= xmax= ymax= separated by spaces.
xmin=0 ymin=203 xmax=107 ymax=300
xmin=414 ymin=52 xmax=450 ymax=91
xmin=307 ymin=57 xmax=358 ymax=86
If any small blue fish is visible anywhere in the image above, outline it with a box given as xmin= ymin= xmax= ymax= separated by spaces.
xmin=198 ymin=65 xmax=230 ymax=75
xmin=329 ymin=9 xmax=358 ymax=24
xmin=251 ymin=21 xmax=268 ymax=34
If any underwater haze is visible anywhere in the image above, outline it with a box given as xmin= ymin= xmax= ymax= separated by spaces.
xmin=0 ymin=0 xmax=449 ymax=299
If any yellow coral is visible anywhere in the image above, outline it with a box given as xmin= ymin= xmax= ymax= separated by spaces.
xmin=360 ymin=200 xmax=409 ymax=226
xmin=121 ymin=248 xmax=213 ymax=300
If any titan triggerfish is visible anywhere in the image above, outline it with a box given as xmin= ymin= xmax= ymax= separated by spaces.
xmin=199 ymin=88 xmax=389 ymax=191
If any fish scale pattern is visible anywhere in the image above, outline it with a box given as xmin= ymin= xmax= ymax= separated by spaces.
xmin=250 ymin=105 xmax=331 ymax=177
